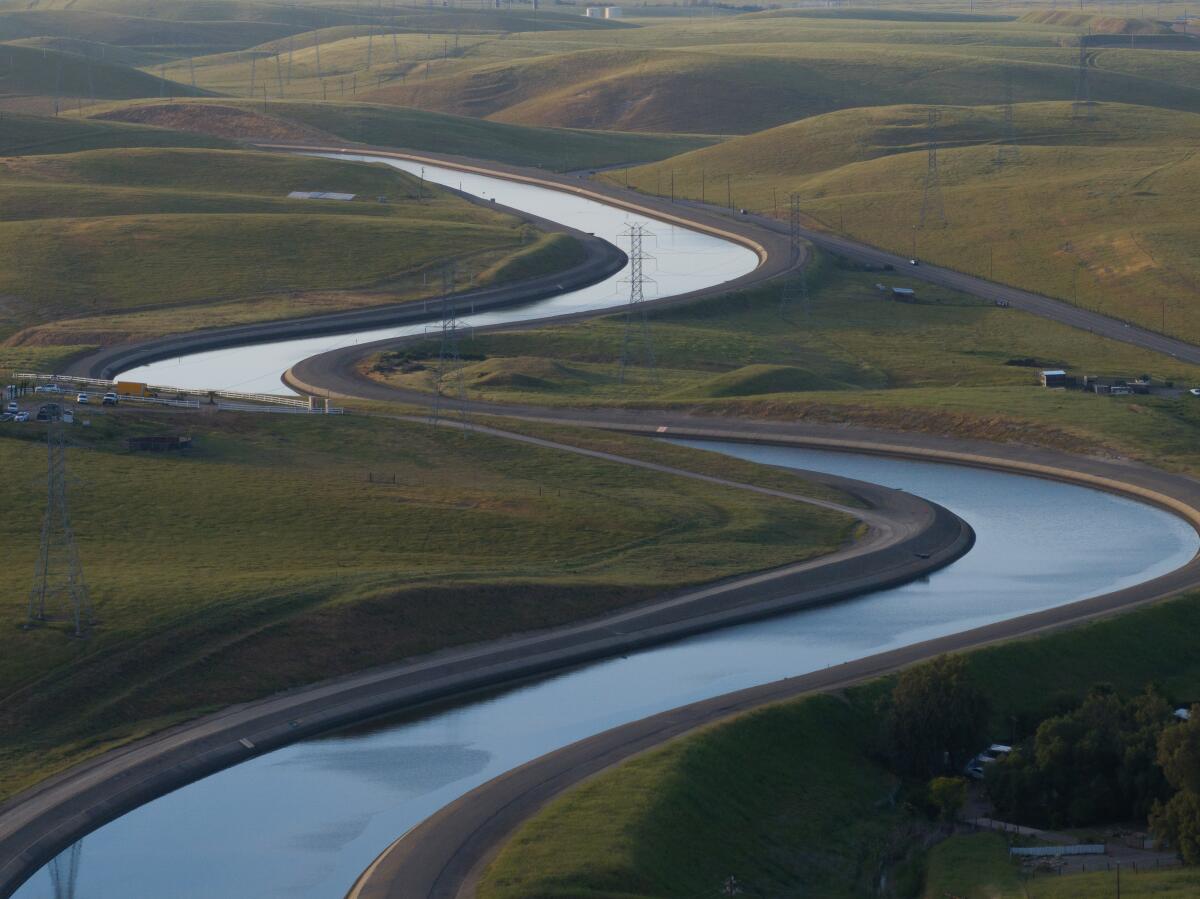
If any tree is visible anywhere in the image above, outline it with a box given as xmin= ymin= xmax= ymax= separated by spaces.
xmin=988 ymin=685 xmax=1173 ymax=828
xmin=929 ymin=776 xmax=967 ymax=823
xmin=881 ymin=655 xmax=989 ymax=778
xmin=1151 ymin=706 xmax=1200 ymax=861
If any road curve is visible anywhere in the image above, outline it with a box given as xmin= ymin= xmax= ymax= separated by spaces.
xmin=0 ymin=418 xmax=970 ymax=899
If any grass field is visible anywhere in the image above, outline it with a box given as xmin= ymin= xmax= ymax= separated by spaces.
xmin=0 ymin=146 xmax=584 ymax=362
xmin=479 ymin=586 xmax=1200 ymax=898
xmin=89 ymin=98 xmax=716 ymax=170
xmin=923 ymin=833 xmax=1200 ymax=897
xmin=0 ymin=109 xmax=231 ymax=156
xmin=0 ymin=407 xmax=856 ymax=801
xmin=613 ymin=101 xmax=1200 ymax=343
xmin=366 ymin=253 xmax=1200 ymax=475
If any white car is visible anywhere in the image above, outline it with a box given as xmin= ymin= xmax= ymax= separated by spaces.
xmin=76 ymin=392 xmax=90 ymax=404
xmin=965 ymin=743 xmax=1012 ymax=780
xmin=1189 ymin=388 xmax=1200 ymax=397
xmin=33 ymin=384 xmax=63 ymax=394
xmin=14 ymin=411 xmax=30 ymax=422
xmin=4 ymin=401 xmax=17 ymax=414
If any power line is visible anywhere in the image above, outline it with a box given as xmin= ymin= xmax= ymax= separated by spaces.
xmin=618 ymin=223 xmax=657 ymax=385
xmin=27 ymin=425 xmax=93 ymax=638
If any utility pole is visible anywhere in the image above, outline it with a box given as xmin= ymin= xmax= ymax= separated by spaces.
xmin=618 ymin=224 xmax=657 ymax=385
xmin=27 ymin=426 xmax=93 ymax=638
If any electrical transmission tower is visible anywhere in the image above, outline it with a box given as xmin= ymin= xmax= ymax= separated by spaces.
xmin=27 ymin=426 xmax=93 ymax=638
xmin=779 ymin=192 xmax=809 ymax=320
xmin=618 ymin=223 xmax=657 ymax=385
xmin=919 ymin=108 xmax=947 ymax=229
xmin=49 ymin=842 xmax=83 ymax=899
xmin=1072 ymin=44 xmax=1095 ymax=119
xmin=996 ymin=69 xmax=1020 ymax=165
xmin=430 ymin=264 xmax=468 ymax=427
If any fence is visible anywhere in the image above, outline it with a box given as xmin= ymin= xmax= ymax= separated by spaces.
xmin=1010 ymin=845 xmax=1105 ymax=858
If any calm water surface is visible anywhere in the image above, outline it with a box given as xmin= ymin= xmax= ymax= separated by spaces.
xmin=17 ymin=442 xmax=1197 ymax=898
xmin=119 ymin=155 xmax=758 ymax=394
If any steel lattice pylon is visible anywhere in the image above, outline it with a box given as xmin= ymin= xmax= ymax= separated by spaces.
xmin=779 ymin=192 xmax=809 ymax=320
xmin=919 ymin=108 xmax=947 ymax=229
xmin=28 ymin=426 xmax=93 ymax=638
xmin=430 ymin=264 xmax=468 ymax=428
xmin=618 ymin=224 xmax=657 ymax=385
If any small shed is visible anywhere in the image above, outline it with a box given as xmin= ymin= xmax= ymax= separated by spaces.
xmin=1040 ymin=369 xmax=1067 ymax=388
xmin=287 ymin=191 xmax=356 ymax=201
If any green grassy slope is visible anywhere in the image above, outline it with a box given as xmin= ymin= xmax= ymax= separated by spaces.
xmin=479 ymin=588 xmax=1200 ymax=898
xmin=616 ymin=101 xmax=1200 ymax=343
xmin=0 ymin=43 xmax=209 ymax=103
xmin=0 ymin=110 xmax=231 ymax=156
xmin=92 ymin=98 xmax=715 ymax=170
xmin=0 ymin=409 xmax=855 ymax=799
xmin=0 ymin=147 xmax=572 ymax=356
xmin=370 ymin=255 xmax=1200 ymax=476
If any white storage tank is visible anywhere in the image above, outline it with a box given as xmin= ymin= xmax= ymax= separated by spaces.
xmin=584 ymin=6 xmax=604 ymax=16
xmin=604 ymin=5 xmax=622 ymax=16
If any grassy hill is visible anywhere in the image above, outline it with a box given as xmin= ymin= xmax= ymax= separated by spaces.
xmin=0 ymin=409 xmax=854 ymax=801
xmin=370 ymin=252 xmax=1200 ymax=476
xmin=0 ymin=110 xmax=231 ymax=156
xmin=0 ymin=43 xmax=209 ymax=114
xmin=360 ymin=41 xmax=1200 ymax=134
xmin=478 ymin=586 xmax=1200 ymax=898
xmin=91 ymin=98 xmax=715 ymax=169
xmin=614 ymin=101 xmax=1200 ymax=343
xmin=0 ymin=147 xmax=581 ymax=364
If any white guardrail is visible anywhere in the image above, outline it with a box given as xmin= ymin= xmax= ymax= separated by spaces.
xmin=10 ymin=372 xmax=343 ymax=414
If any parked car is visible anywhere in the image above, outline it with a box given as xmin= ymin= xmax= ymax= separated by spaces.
xmin=4 ymin=401 xmax=17 ymax=414
xmin=0 ymin=413 xmax=12 ymax=422
xmin=101 ymin=392 xmax=118 ymax=406
xmin=76 ymin=392 xmax=89 ymax=404
xmin=14 ymin=411 xmax=30 ymax=422
xmin=965 ymin=743 xmax=1012 ymax=780
xmin=33 ymin=384 xmax=63 ymax=394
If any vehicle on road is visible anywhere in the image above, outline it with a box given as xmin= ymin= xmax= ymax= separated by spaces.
xmin=14 ymin=411 xmax=30 ymax=422
xmin=1189 ymin=388 xmax=1200 ymax=397
xmin=965 ymin=743 xmax=1012 ymax=780
xmin=77 ymin=392 xmax=90 ymax=404
xmin=102 ymin=392 xmax=118 ymax=406
xmin=34 ymin=384 xmax=64 ymax=394
xmin=908 ymin=258 xmax=920 ymax=266
xmin=4 ymin=401 xmax=17 ymax=414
